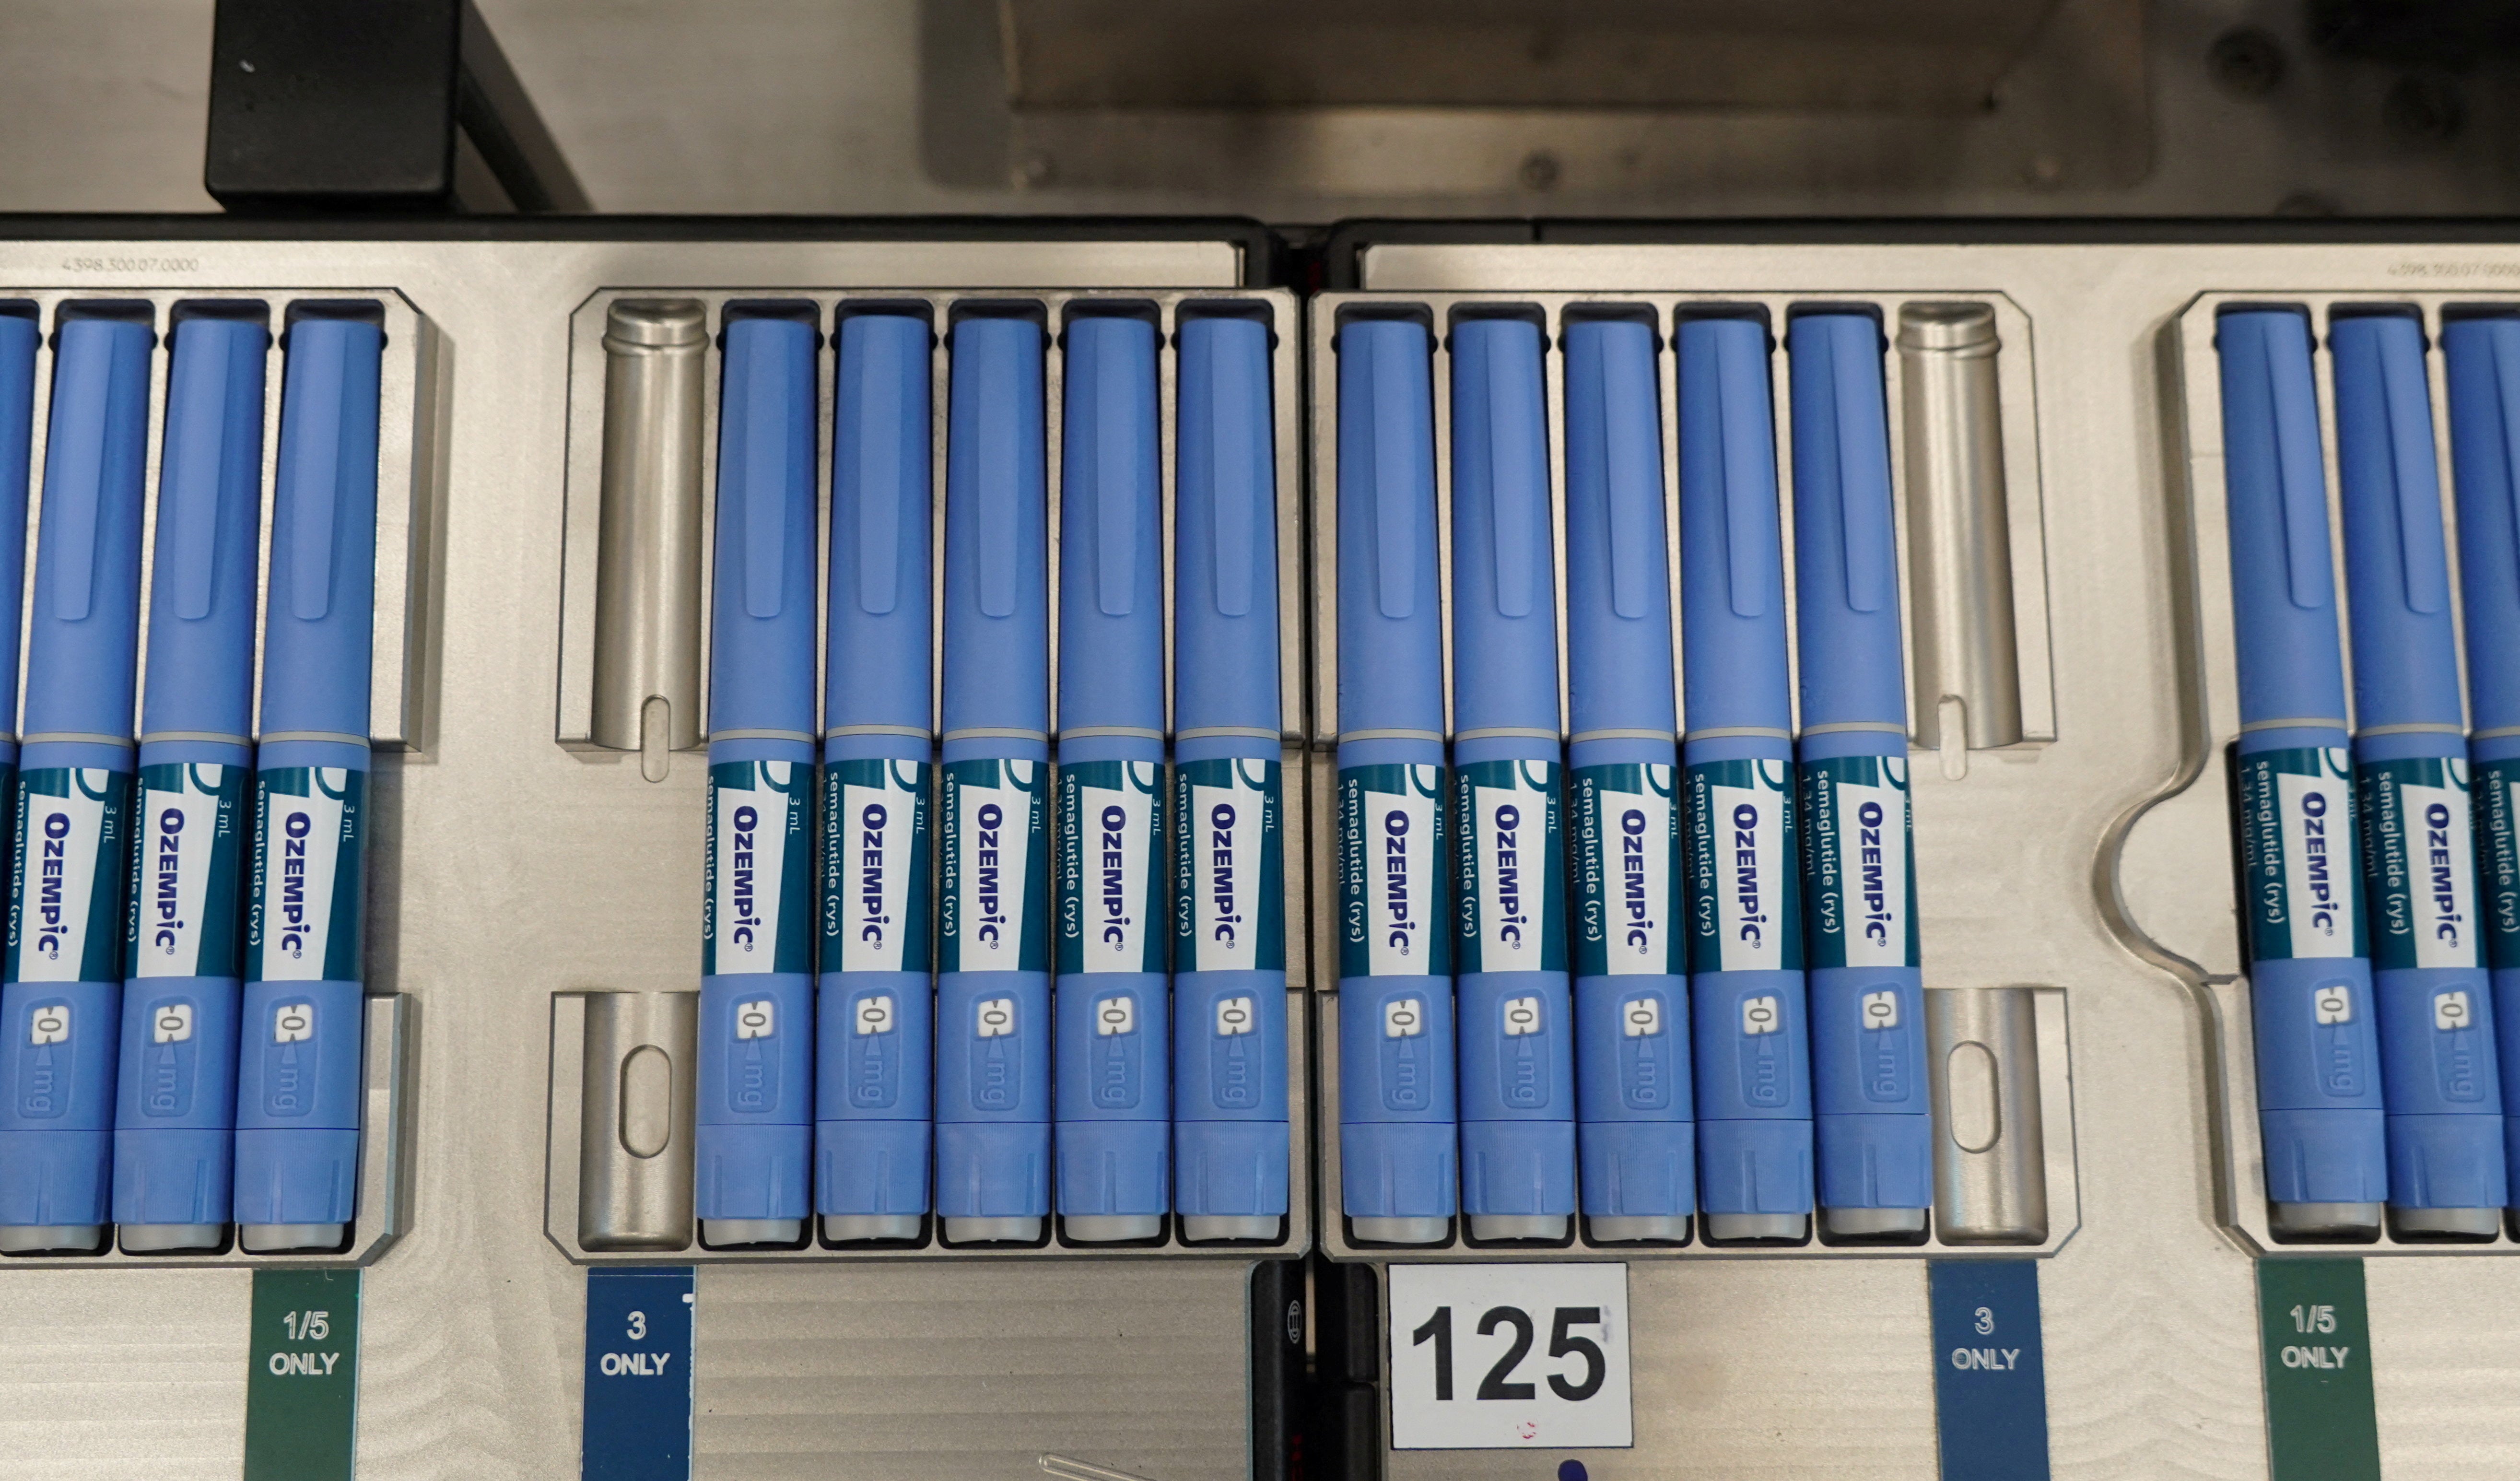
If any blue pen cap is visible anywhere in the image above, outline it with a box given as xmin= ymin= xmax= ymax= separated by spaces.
xmin=2215 ymin=308 xmax=2352 ymax=744
xmin=145 ymin=310 xmax=269 ymax=744
xmin=711 ymin=308 xmax=820 ymax=743
xmin=1449 ymin=316 xmax=1560 ymax=739
xmin=0 ymin=306 xmax=39 ymax=754
xmin=1175 ymin=314 xmax=1280 ymax=743
xmin=942 ymin=315 xmax=1049 ymax=742
xmin=1677 ymin=315 xmax=1793 ymax=739
xmin=1058 ymin=314 xmax=1164 ymax=738
xmin=2333 ymin=311 xmax=2464 ymax=736
xmin=24 ymin=308 xmax=153 ymax=752
xmin=1787 ymin=312 xmax=1908 ymax=733
xmin=828 ymin=311 xmax=933 ymax=740
xmin=1563 ymin=316 xmax=1676 ymax=745
xmin=2445 ymin=315 xmax=2520 ymax=743
xmin=260 ymin=313 xmax=380 ymax=744
xmin=1338 ymin=317 xmax=1446 ymax=742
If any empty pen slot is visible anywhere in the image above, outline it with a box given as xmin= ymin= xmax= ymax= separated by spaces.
xmin=589 ymin=299 xmax=708 ymax=778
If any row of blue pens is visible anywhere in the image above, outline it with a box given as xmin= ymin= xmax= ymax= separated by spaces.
xmin=1336 ymin=310 xmax=1928 ymax=1245
xmin=2222 ymin=307 xmax=2520 ymax=1241
xmin=0 ymin=302 xmax=379 ymax=1255
xmin=692 ymin=306 xmax=1288 ymax=1247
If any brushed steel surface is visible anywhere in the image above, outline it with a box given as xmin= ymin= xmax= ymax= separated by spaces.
xmin=1927 ymin=985 xmax=2051 ymax=1244
xmin=1900 ymin=300 xmax=2027 ymax=756
xmin=575 ymin=991 xmax=698 ymax=1252
xmin=588 ymin=300 xmax=708 ymax=762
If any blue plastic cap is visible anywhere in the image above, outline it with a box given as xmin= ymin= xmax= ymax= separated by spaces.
xmin=1787 ymin=313 xmax=1907 ymax=735
xmin=0 ymin=1127 xmax=109 ymax=1225
xmin=112 ymin=1126 xmax=234 ymax=1225
xmin=2444 ymin=316 xmax=2520 ymax=738
xmin=1336 ymin=318 xmax=1445 ymax=741
xmin=1060 ymin=316 xmax=1164 ymax=738
xmin=0 ymin=312 xmax=42 ymax=746
xmin=1450 ymin=317 xmax=1559 ymax=738
xmin=2333 ymin=312 xmax=2463 ymax=734
xmin=697 ymin=1120 xmax=811 ymax=1221
xmin=1579 ymin=1121 xmax=1696 ymax=1217
xmin=1340 ymin=1121 xmax=1458 ymax=1218
xmin=2260 ymin=1107 xmax=2390 ymax=1204
xmin=24 ymin=312 xmax=153 ymax=751
xmin=933 ymin=1122 xmax=1050 ymax=1217
xmin=144 ymin=315 xmax=268 ymax=743
xmin=1460 ymin=1118 xmax=1578 ymax=1217
xmin=828 ymin=313 xmax=933 ymax=738
xmin=815 ymin=1118 xmax=930 ymax=1216
xmin=1563 ymin=317 xmax=1675 ymax=744
xmin=260 ymin=316 xmax=380 ymax=744
xmin=2215 ymin=309 xmax=2352 ymax=742
xmin=1175 ymin=315 xmax=1280 ymax=741
xmin=2387 ymin=1113 xmax=2508 ymax=1210
xmin=1814 ymin=1112 xmax=1934 ymax=1211
xmin=233 ymin=1125 xmax=357 ymax=1224
xmin=1056 ymin=1118 xmax=1168 ymax=1216
xmin=1175 ymin=1118 xmax=1290 ymax=1217
xmin=941 ymin=316 xmax=1049 ymax=744
xmin=1677 ymin=316 xmax=1793 ymax=739
xmin=711 ymin=312 xmax=820 ymax=741
xmin=1696 ymin=1116 xmax=1815 ymax=1216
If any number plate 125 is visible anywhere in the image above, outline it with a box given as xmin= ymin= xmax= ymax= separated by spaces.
xmin=1387 ymin=1263 xmax=1633 ymax=1449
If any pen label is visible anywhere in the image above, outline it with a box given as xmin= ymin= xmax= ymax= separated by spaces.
xmin=1573 ymin=763 xmax=1681 ymax=978
xmin=1174 ymin=757 xmax=1284 ymax=974
xmin=822 ymin=758 xmax=929 ymax=975
xmin=247 ymin=768 xmax=365 ymax=984
xmin=940 ymin=757 xmax=1048 ymax=973
xmin=129 ymin=762 xmax=246 ymax=979
xmin=1059 ymin=759 xmax=1165 ymax=975
xmin=1455 ymin=759 xmax=1564 ymax=975
xmin=1687 ymin=759 xmax=1802 ymax=974
xmin=7 ymin=767 xmax=131 ymax=984
xmin=1339 ymin=763 xmax=1448 ymax=979
xmin=1800 ymin=755 xmax=1919 ymax=970
xmin=2238 ymin=748 xmax=2365 ymax=963
xmin=2357 ymin=756 xmax=2481 ymax=971
xmin=703 ymin=760 xmax=811 ymax=977
xmin=2475 ymin=758 xmax=2520 ymax=970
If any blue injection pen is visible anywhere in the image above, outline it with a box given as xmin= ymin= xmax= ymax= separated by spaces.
xmin=1787 ymin=312 xmax=1933 ymax=1243
xmin=818 ymin=311 xmax=934 ymax=1245
xmin=115 ymin=307 xmax=266 ymax=1253
xmin=2442 ymin=310 xmax=2520 ymax=1222
xmin=1677 ymin=313 xmax=1814 ymax=1244
xmin=2215 ymin=307 xmax=2388 ymax=1240
xmin=236 ymin=310 xmax=382 ymax=1254
xmin=1336 ymin=316 xmax=1454 ymax=1246
xmin=0 ymin=305 xmax=152 ymax=1255
xmin=1055 ymin=314 xmax=1170 ymax=1243
xmin=0 ymin=307 xmax=35 ymax=880
xmin=696 ymin=306 xmax=819 ymax=1248
xmin=1565 ymin=315 xmax=1693 ymax=1246
xmin=1172 ymin=312 xmax=1289 ymax=1243
xmin=937 ymin=314 xmax=1053 ymax=1244
xmin=1449 ymin=317 xmax=1574 ymax=1243
xmin=2331 ymin=310 xmax=2506 ymax=1239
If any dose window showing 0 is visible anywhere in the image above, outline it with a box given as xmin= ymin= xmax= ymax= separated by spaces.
xmin=1387 ymin=1263 xmax=1633 ymax=1449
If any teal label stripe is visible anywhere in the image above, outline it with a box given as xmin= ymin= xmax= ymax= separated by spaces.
xmin=2358 ymin=755 xmax=2482 ymax=971
xmin=820 ymin=758 xmax=930 ymax=974
xmin=1173 ymin=757 xmax=1284 ymax=973
xmin=939 ymin=757 xmax=1050 ymax=973
xmin=702 ymin=760 xmax=813 ymax=976
xmin=1572 ymin=762 xmax=1682 ymax=978
xmin=2478 ymin=757 xmax=2520 ymax=971
xmin=1453 ymin=758 xmax=1565 ymax=974
xmin=1058 ymin=759 xmax=1167 ymax=975
xmin=1686 ymin=757 xmax=1803 ymax=974
xmin=128 ymin=761 xmax=247 ymax=979
xmin=8 ymin=767 xmax=133 ymax=984
xmin=2237 ymin=747 xmax=2365 ymax=964
xmin=1339 ymin=762 xmax=1448 ymax=980
xmin=247 ymin=767 xmax=367 ymax=984
xmin=1800 ymin=754 xmax=1920 ymax=971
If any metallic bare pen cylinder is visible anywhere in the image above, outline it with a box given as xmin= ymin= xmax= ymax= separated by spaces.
xmin=577 ymin=991 xmax=699 ymax=1251
xmin=1898 ymin=302 xmax=2021 ymax=752
xmin=591 ymin=299 xmax=708 ymax=760
xmin=1924 ymin=986 xmax=2048 ymax=1244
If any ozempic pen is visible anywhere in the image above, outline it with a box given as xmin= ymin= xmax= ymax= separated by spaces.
xmin=1336 ymin=316 xmax=1455 ymax=1246
xmin=936 ymin=314 xmax=1053 ymax=1245
xmin=1677 ymin=313 xmax=1815 ymax=1244
xmin=0 ymin=307 xmax=35 ymax=879
xmin=1172 ymin=312 xmax=1289 ymax=1243
xmin=1564 ymin=315 xmax=1693 ymax=1245
xmin=2215 ymin=307 xmax=2388 ymax=1240
xmin=1055 ymin=314 xmax=1170 ymax=1243
xmin=236 ymin=310 xmax=382 ymax=1254
xmin=2442 ymin=310 xmax=2520 ymax=1221
xmin=115 ymin=307 xmax=266 ymax=1253
xmin=695 ymin=306 xmax=819 ymax=1249
xmin=2331 ymin=309 xmax=2506 ymax=1238
xmin=1787 ymin=312 xmax=1932 ymax=1242
xmin=1448 ymin=317 xmax=1574 ymax=1243
xmin=817 ymin=311 xmax=933 ymax=1244
xmin=0 ymin=305 xmax=151 ymax=1255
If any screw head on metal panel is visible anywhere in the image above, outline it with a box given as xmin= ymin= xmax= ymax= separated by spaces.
xmin=2208 ymin=27 xmax=2286 ymax=97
